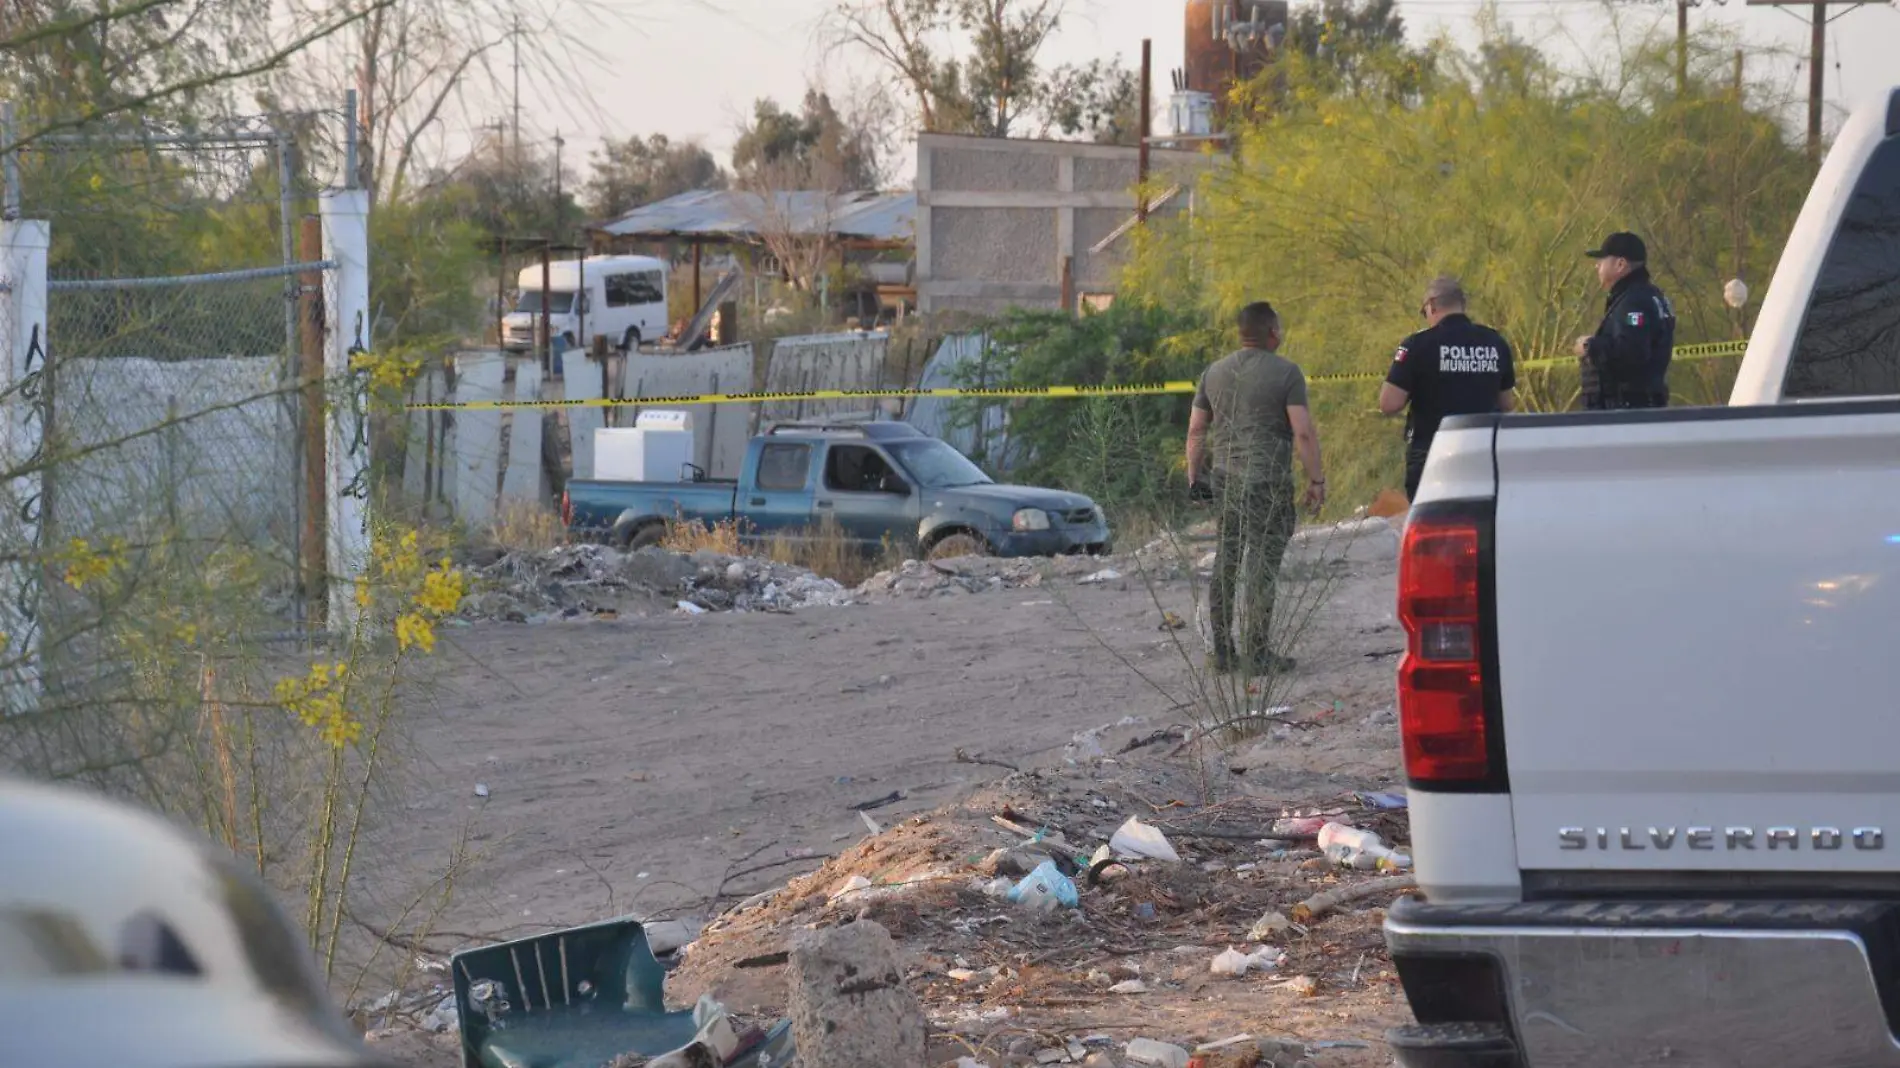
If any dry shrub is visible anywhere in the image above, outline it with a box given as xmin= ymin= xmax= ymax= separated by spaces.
xmin=660 ymin=513 xmax=903 ymax=585
xmin=487 ymin=501 xmax=566 ymax=551
xmin=661 ymin=516 xmax=744 ymax=555
xmin=763 ymin=514 xmax=906 ymax=586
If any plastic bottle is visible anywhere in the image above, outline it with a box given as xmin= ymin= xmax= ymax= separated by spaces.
xmin=1317 ymin=822 xmax=1413 ymax=871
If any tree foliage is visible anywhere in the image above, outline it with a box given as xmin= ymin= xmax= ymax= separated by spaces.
xmin=732 ymin=90 xmax=884 ymax=191
xmin=826 ymin=0 xmax=1137 ymax=141
xmin=994 ymin=25 xmax=1813 ymax=516
xmin=582 ymin=133 xmax=727 ymax=221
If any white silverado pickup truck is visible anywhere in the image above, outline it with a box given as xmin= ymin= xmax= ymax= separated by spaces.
xmin=1384 ymin=86 xmax=1900 ymax=1067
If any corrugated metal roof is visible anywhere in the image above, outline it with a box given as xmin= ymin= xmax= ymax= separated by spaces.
xmin=592 ymin=190 xmax=915 ymax=244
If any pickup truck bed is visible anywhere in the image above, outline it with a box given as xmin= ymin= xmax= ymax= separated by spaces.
xmin=1385 ymin=85 xmax=1900 ymax=1068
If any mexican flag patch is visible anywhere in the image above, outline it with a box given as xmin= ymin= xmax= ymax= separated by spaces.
xmin=1627 ymin=311 xmax=1646 ymax=327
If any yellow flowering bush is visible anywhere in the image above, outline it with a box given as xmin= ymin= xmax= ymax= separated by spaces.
xmin=274 ymin=661 xmax=361 ymax=748
xmin=274 ymin=526 xmax=465 ymax=748
xmin=59 ymin=536 xmax=127 ymax=590
xmin=349 ymin=348 xmax=425 ymax=394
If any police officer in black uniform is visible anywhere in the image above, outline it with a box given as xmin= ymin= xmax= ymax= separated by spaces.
xmin=1380 ymin=276 xmax=1518 ymax=501
xmin=1575 ymin=231 xmax=1676 ymax=409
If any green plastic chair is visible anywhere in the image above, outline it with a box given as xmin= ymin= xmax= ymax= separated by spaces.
xmin=450 ymin=918 xmax=701 ymax=1068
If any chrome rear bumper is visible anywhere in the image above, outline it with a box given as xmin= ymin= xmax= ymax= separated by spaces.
xmin=1384 ymin=896 xmax=1900 ymax=1068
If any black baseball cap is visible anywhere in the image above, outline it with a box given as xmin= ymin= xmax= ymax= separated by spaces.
xmin=1586 ymin=232 xmax=1647 ymax=261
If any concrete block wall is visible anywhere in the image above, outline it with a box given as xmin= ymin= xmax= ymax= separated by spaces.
xmin=916 ymin=134 xmax=1219 ymax=316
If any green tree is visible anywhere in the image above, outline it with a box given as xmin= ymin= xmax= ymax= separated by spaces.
xmin=1033 ymin=29 xmax=1814 ymax=515
xmin=582 ymin=134 xmax=727 ymax=221
xmin=1041 ymin=58 xmax=1141 ymax=145
xmin=826 ymin=0 xmax=1135 ymax=142
xmin=732 ymin=90 xmax=883 ymax=190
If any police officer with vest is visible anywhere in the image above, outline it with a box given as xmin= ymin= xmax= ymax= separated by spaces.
xmin=1380 ymin=275 xmax=1517 ymax=501
xmin=1575 ymin=231 xmax=1676 ymax=409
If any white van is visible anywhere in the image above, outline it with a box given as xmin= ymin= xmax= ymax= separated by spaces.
xmin=501 ymin=254 xmax=669 ymax=353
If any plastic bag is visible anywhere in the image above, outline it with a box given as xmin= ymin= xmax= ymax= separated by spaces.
xmin=1210 ymin=946 xmax=1286 ymax=977
xmin=1006 ymin=859 xmax=1079 ymax=911
xmin=1109 ymin=817 xmax=1181 ymax=862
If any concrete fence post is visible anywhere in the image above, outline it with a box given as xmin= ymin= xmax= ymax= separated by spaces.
xmin=320 ymin=189 xmax=371 ymax=635
xmin=0 ymin=218 xmax=48 ymax=713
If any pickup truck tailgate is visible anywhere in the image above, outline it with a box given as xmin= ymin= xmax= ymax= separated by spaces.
xmin=1492 ymin=402 xmax=1900 ymax=875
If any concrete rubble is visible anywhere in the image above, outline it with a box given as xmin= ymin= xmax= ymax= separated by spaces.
xmin=455 ymin=514 xmax=1399 ymax=624
xmin=458 ymin=544 xmax=853 ymax=621
xmin=787 ymin=920 xmax=929 ymax=1068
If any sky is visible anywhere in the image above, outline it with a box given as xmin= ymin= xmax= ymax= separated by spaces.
xmin=499 ymin=0 xmax=1900 ymax=188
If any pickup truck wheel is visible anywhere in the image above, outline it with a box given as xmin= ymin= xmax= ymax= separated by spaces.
xmin=926 ymin=532 xmax=987 ymax=561
xmin=626 ymin=524 xmax=665 ymax=552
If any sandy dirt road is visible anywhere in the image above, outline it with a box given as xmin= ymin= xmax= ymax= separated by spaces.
xmin=353 ymin=522 xmax=1408 ymax=1064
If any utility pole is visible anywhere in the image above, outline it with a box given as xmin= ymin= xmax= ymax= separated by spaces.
xmin=1746 ymin=0 xmax=1866 ymax=161
xmin=1808 ymin=0 xmax=1825 ymax=158
xmin=1676 ymin=0 xmax=1691 ymax=95
xmin=553 ymin=130 xmax=565 ymax=243
xmin=1137 ymin=38 xmax=1152 ymax=224
xmin=511 ymin=14 xmax=522 ymax=171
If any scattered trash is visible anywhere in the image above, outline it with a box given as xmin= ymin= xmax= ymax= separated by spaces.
xmin=1268 ymin=816 xmax=1332 ymax=838
xmin=1283 ymin=974 xmax=1321 ymax=997
xmin=955 ymin=1059 xmax=993 ymax=1068
xmin=1210 ymin=946 xmax=1286 ymax=977
xmin=1078 ymin=568 xmax=1123 ymax=585
xmin=830 ymin=875 xmax=874 ymax=903
xmin=860 ymin=810 xmax=883 ymax=835
xmin=1291 ymin=874 xmax=1418 ymax=923
xmin=1109 ymin=979 xmax=1149 ymax=994
xmin=1109 ymin=817 xmax=1181 ymax=863
xmin=1159 ymin=610 xmax=1187 ymax=630
xmin=473 ymin=783 xmax=490 ymax=798
xmin=1317 ymin=823 xmax=1413 ymax=871
xmin=1063 ymin=716 xmax=1149 ymax=765
xmin=1246 ymin=911 xmax=1290 ymax=941
xmin=1134 ymin=901 xmax=1158 ymax=922
xmin=1310 ymin=1040 xmax=1372 ymax=1050
xmin=459 ymin=543 xmax=853 ymax=622
xmin=850 ymin=791 xmax=904 ymax=812
xmin=1127 ymin=1038 xmax=1192 ymax=1068
xmin=1354 ymin=790 xmax=1409 ymax=810
xmin=421 ymin=995 xmax=457 ymax=1033
xmin=1007 ymin=859 xmax=1079 ymax=911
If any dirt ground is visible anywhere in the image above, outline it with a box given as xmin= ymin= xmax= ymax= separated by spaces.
xmin=352 ymin=517 xmax=1413 ymax=1067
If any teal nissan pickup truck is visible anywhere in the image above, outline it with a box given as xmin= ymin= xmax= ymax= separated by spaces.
xmin=561 ymin=421 xmax=1111 ymax=559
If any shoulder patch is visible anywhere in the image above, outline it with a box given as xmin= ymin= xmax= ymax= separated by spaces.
xmin=1393 ymin=346 xmax=1408 ymax=363
xmin=1627 ymin=311 xmax=1646 ymax=327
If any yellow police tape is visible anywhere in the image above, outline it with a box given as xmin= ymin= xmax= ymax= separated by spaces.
xmin=402 ymin=339 xmax=1750 ymax=412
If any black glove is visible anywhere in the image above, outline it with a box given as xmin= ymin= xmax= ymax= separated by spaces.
xmin=1188 ymin=479 xmax=1215 ymax=503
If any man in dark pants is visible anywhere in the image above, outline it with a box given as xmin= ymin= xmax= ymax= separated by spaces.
xmin=1576 ymin=232 xmax=1676 ymax=409
xmin=1186 ymin=302 xmax=1327 ymax=676
xmin=1380 ymin=276 xmax=1518 ymax=502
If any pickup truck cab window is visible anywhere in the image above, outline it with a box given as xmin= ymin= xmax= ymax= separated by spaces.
xmin=886 ymin=439 xmax=992 ymax=489
xmin=1787 ymin=133 xmax=1900 ymax=399
xmin=824 ymin=445 xmax=905 ymax=494
xmin=756 ymin=443 xmax=811 ymax=491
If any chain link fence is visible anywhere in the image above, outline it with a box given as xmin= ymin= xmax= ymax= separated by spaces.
xmin=45 ymin=262 xmax=333 ymax=625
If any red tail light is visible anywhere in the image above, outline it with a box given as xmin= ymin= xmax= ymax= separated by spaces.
xmin=561 ymin=489 xmax=572 ymax=528
xmin=1397 ymin=509 xmax=1495 ymax=785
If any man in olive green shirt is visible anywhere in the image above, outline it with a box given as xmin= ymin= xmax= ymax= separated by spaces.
xmin=1186 ymin=302 xmax=1327 ymax=675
